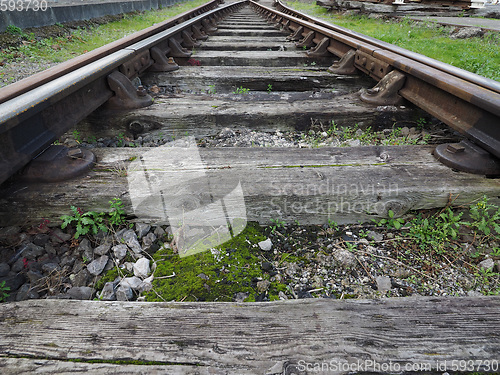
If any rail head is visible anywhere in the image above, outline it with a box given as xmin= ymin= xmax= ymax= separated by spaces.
xmin=273 ymin=0 xmax=500 ymax=95
xmin=250 ymin=0 xmax=500 ymax=165
xmin=0 ymin=0 xmax=248 ymax=185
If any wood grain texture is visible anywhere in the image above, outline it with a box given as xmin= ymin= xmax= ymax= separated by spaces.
xmin=0 ymin=296 xmax=499 ymax=374
xmin=0 ymin=145 xmax=498 ymax=226
xmin=78 ymin=92 xmax=410 ymax=141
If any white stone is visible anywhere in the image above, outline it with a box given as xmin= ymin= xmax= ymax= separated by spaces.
xmin=133 ymin=258 xmax=150 ymax=278
xmin=258 ymin=238 xmax=273 ymax=251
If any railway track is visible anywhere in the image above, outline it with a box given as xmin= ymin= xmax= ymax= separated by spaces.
xmin=0 ymin=0 xmax=498 ymax=227
xmin=0 ymin=2 xmax=499 ymax=372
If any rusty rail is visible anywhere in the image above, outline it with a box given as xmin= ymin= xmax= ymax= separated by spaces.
xmin=252 ymin=0 xmax=500 ymax=174
xmin=0 ymin=0 xmax=246 ymax=185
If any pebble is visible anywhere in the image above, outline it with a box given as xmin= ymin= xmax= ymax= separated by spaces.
xmin=116 ymin=284 xmax=134 ymax=301
xmin=94 ymin=244 xmax=111 ymax=256
xmin=67 ymin=286 xmax=94 ymax=300
xmin=100 ymin=282 xmax=117 ymax=301
xmin=257 ymin=280 xmax=271 ymax=293
xmin=78 ymin=239 xmax=94 ymax=261
xmin=367 ymin=230 xmax=384 ymax=242
xmin=121 ymin=276 xmax=143 ymax=290
xmin=133 ymin=258 xmax=150 ymax=278
xmin=23 ymin=243 xmax=45 ymax=260
xmin=142 ymin=232 xmax=157 ymax=249
xmin=16 ymin=283 xmax=39 ymax=301
xmin=478 ymin=258 xmax=495 ymax=271
xmin=258 ymin=238 xmax=273 ymax=251
xmin=87 ymin=255 xmax=109 ymax=276
xmin=119 ymin=229 xmax=142 ymax=254
xmin=234 ymin=292 xmax=249 ymax=302
xmin=376 ymin=276 xmax=392 ymax=292
xmin=332 ymin=247 xmax=357 ymax=268
xmin=0 ymin=263 xmax=10 ymax=277
xmin=136 ymin=223 xmax=151 ymax=239
xmin=113 ymin=244 xmax=128 ymax=261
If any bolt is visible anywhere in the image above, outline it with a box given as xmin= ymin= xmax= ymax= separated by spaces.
xmin=67 ymin=148 xmax=83 ymax=158
xmin=446 ymin=144 xmax=465 ymax=154
xmin=137 ymin=86 xmax=147 ymax=97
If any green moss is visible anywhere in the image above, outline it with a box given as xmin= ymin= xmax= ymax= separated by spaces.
xmin=145 ymin=222 xmax=282 ymax=302
xmin=95 ymin=267 xmax=131 ymax=290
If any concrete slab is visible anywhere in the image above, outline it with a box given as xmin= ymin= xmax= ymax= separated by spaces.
xmin=411 ymin=15 xmax=500 ymax=31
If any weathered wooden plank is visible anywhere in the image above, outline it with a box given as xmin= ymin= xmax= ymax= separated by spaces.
xmin=0 ymin=297 xmax=499 ymax=374
xmin=141 ymin=65 xmax=371 ymax=94
xmin=78 ymin=92 xmax=412 ymax=140
xmin=0 ymin=145 xmax=498 ymax=226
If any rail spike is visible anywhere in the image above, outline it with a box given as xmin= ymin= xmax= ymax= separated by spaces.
xmin=295 ymin=31 xmax=315 ymax=49
xmin=149 ymin=45 xmax=179 ymax=72
xmin=105 ymin=71 xmax=153 ymax=110
xmin=359 ymin=70 xmax=406 ymax=106
xmin=307 ymin=37 xmax=331 ymax=58
xmin=328 ymin=49 xmax=358 ymax=75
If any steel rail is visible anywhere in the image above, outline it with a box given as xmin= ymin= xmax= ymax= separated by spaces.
xmin=274 ymin=0 xmax=500 ymax=94
xmin=0 ymin=0 xmax=246 ymax=185
xmin=251 ymin=0 xmax=500 ymax=167
xmin=0 ymin=0 xmax=222 ymax=106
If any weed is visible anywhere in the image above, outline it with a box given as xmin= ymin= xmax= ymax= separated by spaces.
xmin=87 ymin=135 xmax=97 ymax=144
xmin=491 ymin=247 xmax=500 ymax=257
xmin=469 ymin=196 xmax=500 ymax=237
xmin=116 ymin=133 xmax=125 ymax=147
xmin=374 ymin=209 xmax=406 ymax=230
xmin=61 ymin=206 xmax=107 ymax=239
xmin=416 ymin=117 xmax=427 ymax=130
xmin=269 ymin=218 xmax=286 ymax=233
xmin=108 ymin=198 xmax=126 ymax=226
xmin=328 ymin=219 xmax=338 ymax=231
xmin=267 ymin=83 xmax=273 ymax=93
xmin=407 ymin=208 xmax=467 ymax=254
xmin=60 ymin=198 xmax=127 ymax=239
xmin=72 ymin=130 xmax=81 ymax=143
xmin=5 ymin=25 xmax=23 ymax=35
xmin=233 ymin=86 xmax=250 ymax=94
xmin=0 ymin=281 xmax=10 ymax=302
xmin=207 ymin=85 xmax=216 ymax=94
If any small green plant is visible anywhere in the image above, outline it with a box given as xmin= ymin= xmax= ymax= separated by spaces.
xmin=491 ymin=247 xmax=500 ymax=257
xmin=60 ymin=198 xmax=126 ymax=239
xmin=207 ymin=85 xmax=216 ymax=94
xmin=108 ymin=198 xmax=126 ymax=226
xmin=469 ymin=196 xmax=500 ymax=237
xmin=116 ymin=133 xmax=125 ymax=147
xmin=5 ymin=25 xmax=23 ymax=35
xmin=233 ymin=86 xmax=250 ymax=95
xmin=269 ymin=218 xmax=286 ymax=233
xmin=416 ymin=117 xmax=427 ymax=130
xmin=267 ymin=84 xmax=273 ymax=93
xmin=0 ymin=281 xmax=10 ymax=302
xmin=61 ymin=206 xmax=107 ymax=239
xmin=328 ymin=219 xmax=338 ymax=231
xmin=87 ymin=135 xmax=97 ymax=144
xmin=374 ymin=209 xmax=405 ymax=230
xmin=407 ymin=208 xmax=467 ymax=254
xmin=72 ymin=130 xmax=82 ymax=143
